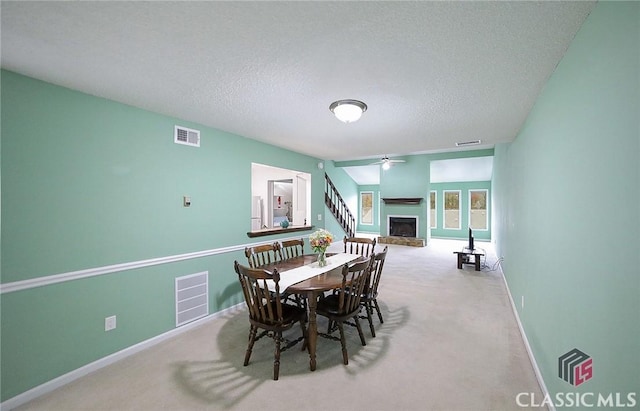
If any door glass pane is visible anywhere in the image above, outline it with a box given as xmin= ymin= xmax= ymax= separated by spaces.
xmin=444 ymin=191 xmax=460 ymax=229
xmin=469 ymin=190 xmax=487 ymax=230
xmin=430 ymin=191 xmax=436 ymax=228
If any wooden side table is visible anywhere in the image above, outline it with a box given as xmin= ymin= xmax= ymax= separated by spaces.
xmin=453 ymin=247 xmax=484 ymax=271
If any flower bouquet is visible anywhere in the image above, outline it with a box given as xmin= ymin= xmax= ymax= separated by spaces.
xmin=309 ymin=229 xmax=333 ymax=267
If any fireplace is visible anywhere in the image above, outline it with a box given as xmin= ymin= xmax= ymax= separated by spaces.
xmin=388 ymin=216 xmax=418 ymax=237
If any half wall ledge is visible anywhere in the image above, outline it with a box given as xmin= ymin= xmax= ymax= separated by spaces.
xmin=378 ymin=236 xmax=426 ymax=247
xmin=247 ymin=225 xmax=314 ymax=238
xmin=381 ymin=197 xmax=423 ymax=205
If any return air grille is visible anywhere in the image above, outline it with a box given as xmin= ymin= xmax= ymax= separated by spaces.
xmin=455 ymin=139 xmax=481 ymax=147
xmin=175 ymin=271 xmax=209 ymax=327
xmin=174 ymin=125 xmax=200 ymax=147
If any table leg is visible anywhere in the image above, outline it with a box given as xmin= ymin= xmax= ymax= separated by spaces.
xmin=306 ymin=291 xmax=317 ymax=371
xmin=457 ymin=253 xmax=463 ymax=269
xmin=474 ymin=254 xmax=481 ymax=271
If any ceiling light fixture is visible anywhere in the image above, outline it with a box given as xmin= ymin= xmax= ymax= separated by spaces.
xmin=370 ymin=155 xmax=406 ymax=170
xmin=329 ymin=99 xmax=367 ymax=123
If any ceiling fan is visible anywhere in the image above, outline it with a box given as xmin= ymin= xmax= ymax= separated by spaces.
xmin=371 ymin=156 xmax=406 ymax=170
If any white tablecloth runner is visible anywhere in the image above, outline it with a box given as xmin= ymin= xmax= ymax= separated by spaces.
xmin=267 ymin=253 xmax=360 ymax=292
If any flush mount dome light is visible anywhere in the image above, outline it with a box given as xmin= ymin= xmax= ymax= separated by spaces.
xmin=329 ymin=99 xmax=367 ymax=123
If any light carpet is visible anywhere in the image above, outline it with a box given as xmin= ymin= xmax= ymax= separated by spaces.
xmin=15 ymin=239 xmax=544 ymax=411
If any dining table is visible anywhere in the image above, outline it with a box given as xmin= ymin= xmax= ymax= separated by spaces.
xmin=258 ymin=252 xmax=361 ymax=371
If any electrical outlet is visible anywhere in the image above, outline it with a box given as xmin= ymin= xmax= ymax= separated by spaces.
xmin=105 ymin=315 xmax=117 ymax=331
xmin=317 ymin=214 xmax=322 ymax=221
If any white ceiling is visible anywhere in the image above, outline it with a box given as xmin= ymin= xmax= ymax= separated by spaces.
xmin=1 ymin=1 xmax=594 ymax=163
xmin=343 ymin=165 xmax=381 ymax=186
xmin=430 ymin=156 xmax=494 ymax=183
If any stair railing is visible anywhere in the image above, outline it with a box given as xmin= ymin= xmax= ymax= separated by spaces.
xmin=324 ymin=173 xmax=356 ymax=238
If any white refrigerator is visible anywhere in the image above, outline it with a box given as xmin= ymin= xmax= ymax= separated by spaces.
xmin=251 ymin=196 xmax=263 ymax=230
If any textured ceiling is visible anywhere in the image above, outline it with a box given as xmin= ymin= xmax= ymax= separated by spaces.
xmin=1 ymin=1 xmax=594 ymax=163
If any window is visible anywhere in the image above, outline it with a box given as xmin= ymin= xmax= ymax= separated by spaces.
xmin=469 ymin=189 xmax=488 ymax=230
xmin=443 ymin=190 xmax=461 ymax=229
xmin=360 ymin=191 xmax=374 ymax=225
xmin=430 ymin=191 xmax=437 ymax=229
xmin=251 ymin=163 xmax=311 ymax=230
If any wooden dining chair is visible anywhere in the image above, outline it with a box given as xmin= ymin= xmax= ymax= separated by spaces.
xmin=244 ymin=243 xmax=280 ymax=268
xmin=316 ymin=257 xmax=373 ymax=365
xmin=234 ymin=261 xmax=308 ymax=380
xmin=246 ymin=242 xmax=306 ymax=307
xmin=276 ymin=238 xmax=309 ymax=308
xmin=343 ymin=236 xmax=376 ymax=257
xmin=360 ymin=246 xmax=388 ymax=337
xmin=279 ymin=238 xmax=304 ymax=260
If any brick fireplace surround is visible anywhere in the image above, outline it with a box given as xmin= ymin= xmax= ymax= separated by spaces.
xmin=378 ymin=236 xmax=425 ymax=247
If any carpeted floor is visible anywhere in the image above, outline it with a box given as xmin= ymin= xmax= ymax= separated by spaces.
xmin=15 ymin=239 xmax=544 ymax=411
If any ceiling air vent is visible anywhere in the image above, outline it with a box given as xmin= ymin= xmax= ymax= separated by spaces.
xmin=455 ymin=140 xmax=481 ymax=147
xmin=174 ymin=125 xmax=200 ymax=147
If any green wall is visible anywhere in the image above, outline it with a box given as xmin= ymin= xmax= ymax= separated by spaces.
xmin=335 ymin=150 xmax=494 ymax=242
xmin=430 ymin=181 xmax=491 ymax=241
xmin=0 ymin=70 xmax=328 ymax=401
xmin=379 ymin=154 xmax=430 ymax=239
xmin=493 ymin=1 xmax=639 ymax=403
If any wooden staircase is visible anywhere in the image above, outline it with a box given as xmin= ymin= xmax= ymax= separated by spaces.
xmin=324 ymin=173 xmax=356 ymax=238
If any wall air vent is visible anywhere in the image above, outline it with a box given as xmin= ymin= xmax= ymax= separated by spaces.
xmin=455 ymin=140 xmax=481 ymax=147
xmin=174 ymin=125 xmax=200 ymax=147
xmin=175 ymin=271 xmax=209 ymax=327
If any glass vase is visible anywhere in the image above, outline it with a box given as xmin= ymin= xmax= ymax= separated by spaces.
xmin=317 ymin=250 xmax=327 ymax=267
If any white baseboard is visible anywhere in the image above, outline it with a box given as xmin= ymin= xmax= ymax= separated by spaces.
xmin=0 ymin=304 xmax=244 ymax=411
xmin=499 ymin=268 xmax=554 ymax=411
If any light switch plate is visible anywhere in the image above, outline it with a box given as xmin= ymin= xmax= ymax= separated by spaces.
xmin=105 ymin=315 xmax=117 ymax=331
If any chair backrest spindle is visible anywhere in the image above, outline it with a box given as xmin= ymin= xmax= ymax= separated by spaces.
xmin=368 ymin=246 xmax=388 ymax=297
xmin=336 ymin=257 xmax=373 ymax=314
xmin=343 ymin=236 xmax=376 ymax=257
xmin=279 ymin=238 xmax=304 ymax=260
xmin=244 ymin=243 xmax=280 ymax=268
